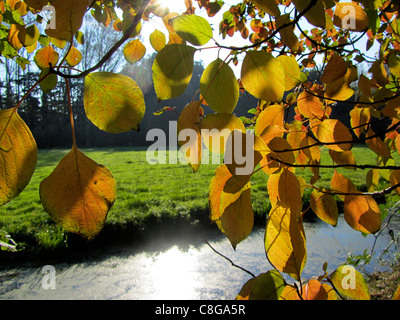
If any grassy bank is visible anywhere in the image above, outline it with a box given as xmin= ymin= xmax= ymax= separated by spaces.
xmin=0 ymin=146 xmax=398 ymax=258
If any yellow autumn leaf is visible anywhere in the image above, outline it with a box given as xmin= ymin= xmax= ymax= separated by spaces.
xmin=276 ymin=15 xmax=299 ymax=53
xmin=310 ymin=189 xmax=338 ymax=227
xmin=366 ymin=169 xmax=379 ymax=192
xmin=252 ymin=0 xmax=280 ymax=17
xmin=40 ymin=148 xmax=117 ymax=241
xmin=123 ymin=39 xmax=146 ymax=64
xmin=45 ymin=0 xmax=90 ymax=40
xmin=219 ymin=186 xmax=254 ymax=249
xmin=236 ymin=270 xmax=285 ymax=300
xmin=66 ymin=46 xmax=82 ymax=67
xmin=350 ymin=106 xmax=370 ymax=137
xmin=200 ymin=113 xmax=245 ymax=154
xmin=241 ymin=51 xmax=285 ymax=102
xmin=277 ymin=55 xmax=301 ymax=90
xmin=83 ymin=72 xmax=146 ymax=133
xmin=200 ymin=58 xmax=239 ymax=114
xmin=149 ymin=29 xmax=166 ymax=52
xmin=224 ymin=130 xmax=266 ymax=177
xmin=330 ymin=265 xmax=370 ymax=300
xmin=254 ymin=104 xmax=286 ymax=136
xmin=177 ymin=101 xmax=202 ymax=172
xmin=0 ymin=108 xmax=37 ymax=206
xmin=152 ymin=44 xmax=196 ymax=101
xmin=265 ymin=202 xmax=307 ymax=281
xmin=8 ymin=24 xmax=25 ymax=51
xmin=34 ymin=45 xmax=59 ymax=70
xmin=209 ymin=164 xmax=233 ymax=221
xmin=393 ymin=284 xmax=400 ymax=300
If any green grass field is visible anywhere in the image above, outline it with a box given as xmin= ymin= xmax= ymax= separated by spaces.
xmin=0 ymin=145 xmax=398 ymax=254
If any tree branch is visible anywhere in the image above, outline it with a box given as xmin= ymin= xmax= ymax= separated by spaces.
xmin=51 ymin=0 xmax=150 ymax=79
xmin=214 ymin=0 xmax=319 ymax=51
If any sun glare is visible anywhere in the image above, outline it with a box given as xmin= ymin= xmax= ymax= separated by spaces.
xmin=156 ymin=0 xmax=187 ymax=14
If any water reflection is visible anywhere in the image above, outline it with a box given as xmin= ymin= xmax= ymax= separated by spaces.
xmin=0 ymin=215 xmax=399 ymax=300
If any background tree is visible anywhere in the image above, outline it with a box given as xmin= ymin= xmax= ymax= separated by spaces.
xmin=0 ymin=0 xmax=400 ymax=299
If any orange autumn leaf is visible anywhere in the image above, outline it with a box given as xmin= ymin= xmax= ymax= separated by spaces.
xmin=40 ymin=148 xmax=117 ymax=241
xmin=310 ymin=189 xmax=338 ymax=227
xmin=312 ymin=119 xmax=352 ymax=152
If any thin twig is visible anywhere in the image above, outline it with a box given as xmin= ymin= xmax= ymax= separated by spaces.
xmin=205 ymin=240 xmax=256 ymax=278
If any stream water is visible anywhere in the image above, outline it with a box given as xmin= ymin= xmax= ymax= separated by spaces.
xmin=0 ymin=215 xmax=399 ymax=300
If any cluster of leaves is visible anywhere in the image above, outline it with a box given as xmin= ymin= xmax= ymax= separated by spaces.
xmin=1 ymin=0 xmax=400 ymax=299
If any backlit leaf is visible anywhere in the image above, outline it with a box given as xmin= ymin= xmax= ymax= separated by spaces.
xmin=177 ymin=101 xmax=202 ymax=172
xmin=224 ymin=130 xmax=266 ymax=176
xmin=236 ymin=270 xmax=285 ymax=300
xmin=321 ymin=54 xmax=347 ymax=84
xmin=350 ymin=107 xmax=370 ymax=137
xmin=254 ymin=104 xmax=286 ymax=136
xmin=200 ymin=113 xmax=245 ymax=154
xmin=310 ymin=189 xmax=338 ymax=227
xmin=365 ymin=128 xmax=392 ymax=159
xmin=275 ymin=14 xmax=299 ymax=53
xmin=329 ymin=149 xmax=356 ymax=168
xmin=292 ymin=0 xmax=326 ymax=28
xmin=333 ymin=2 xmax=369 ymax=32
xmin=344 ymin=194 xmax=381 ymax=234
xmin=45 ymin=0 xmax=90 ymax=40
xmin=8 ymin=24 xmax=24 ymax=51
xmin=312 ymin=119 xmax=353 ymax=152
xmin=252 ymin=0 xmax=281 ymax=17
xmin=265 ymin=202 xmax=307 ymax=281
xmin=152 ymin=44 xmax=196 ymax=100
xmin=297 ymin=91 xmax=325 ymax=119
xmin=19 ymin=24 xmax=40 ymax=47
xmin=172 ymin=14 xmax=213 ymax=46
xmin=84 ymin=72 xmax=145 ymax=133
xmin=0 ymin=108 xmax=37 ymax=206
xmin=241 ymin=51 xmax=285 ymax=102
xmin=40 ymin=148 xmax=117 ymax=241
xmin=330 ymin=170 xmax=357 ymax=200
xmin=330 ymin=265 xmax=370 ymax=300
xmin=220 ymin=186 xmax=253 ymax=249
xmin=277 ymin=55 xmax=301 ymax=90
xmin=123 ymin=39 xmax=146 ymax=64
xmin=149 ymin=29 xmax=166 ymax=52
xmin=390 ymin=170 xmax=400 ymax=196
xmin=34 ymin=45 xmax=59 ymax=70
xmin=66 ymin=46 xmax=82 ymax=67
xmin=200 ymin=58 xmax=239 ymax=113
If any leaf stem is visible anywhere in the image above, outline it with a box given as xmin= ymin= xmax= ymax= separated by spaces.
xmin=64 ymin=78 xmax=77 ymax=149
